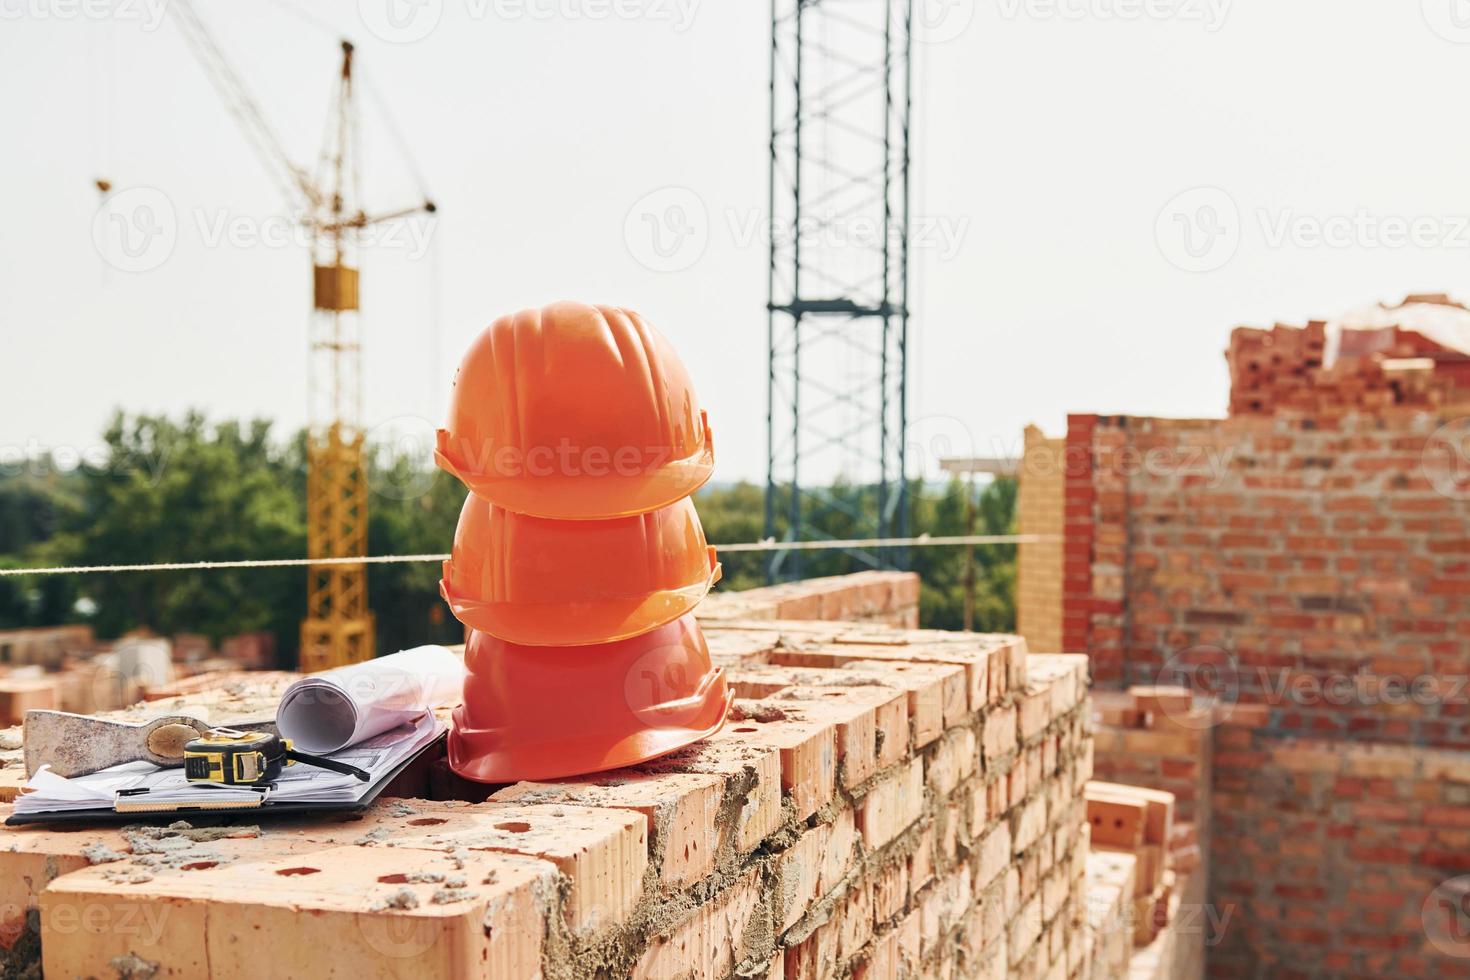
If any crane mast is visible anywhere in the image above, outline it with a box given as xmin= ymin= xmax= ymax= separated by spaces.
xmin=169 ymin=4 xmax=434 ymax=671
xmin=302 ymin=40 xmax=372 ymax=673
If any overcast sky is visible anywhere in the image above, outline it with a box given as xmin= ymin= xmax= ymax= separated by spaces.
xmin=5 ymin=0 xmax=1470 ymax=484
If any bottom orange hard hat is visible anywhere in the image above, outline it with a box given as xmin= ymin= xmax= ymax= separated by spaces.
xmin=447 ymin=614 xmax=733 ymax=784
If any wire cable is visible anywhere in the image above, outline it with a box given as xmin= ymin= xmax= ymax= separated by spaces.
xmin=0 ymin=535 xmax=1055 ymax=577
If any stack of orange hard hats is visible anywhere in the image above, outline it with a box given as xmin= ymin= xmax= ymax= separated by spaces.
xmin=436 ymin=301 xmax=733 ymax=782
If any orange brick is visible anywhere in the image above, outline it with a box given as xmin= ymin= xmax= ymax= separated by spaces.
xmin=778 ymin=639 xmax=992 ymax=716
xmin=1018 ymin=690 xmax=1052 ymax=742
xmin=720 ymin=702 xmax=837 ymax=821
xmin=0 ymin=814 xmax=134 ymax=940
xmin=983 ymin=704 xmax=1018 ymax=764
xmin=0 ymin=767 xmax=25 ymax=805
xmin=838 ymin=877 xmax=875 ymax=960
xmin=858 ymin=758 xmax=925 ymax=850
xmin=976 ymin=823 xmax=1012 ymax=891
xmin=41 ymin=844 xmax=556 ymax=980
xmin=491 ymin=769 xmax=724 ymax=888
xmin=383 ymin=802 xmax=645 ymax=933
xmin=908 ymin=825 xmax=936 ymax=898
xmin=632 ymin=868 xmax=764 ymax=979
xmin=774 ymin=810 xmax=857 ymax=933
xmin=1086 ymin=782 xmax=1174 ymax=846
xmin=873 ymin=858 xmax=909 ymax=923
xmin=638 ymin=733 xmax=783 ymax=854
xmin=919 ymin=866 xmax=971 ymax=957
xmin=1084 ymin=795 xmax=1146 ymax=850
xmin=774 ymin=685 xmax=908 ymax=788
xmin=854 ymin=926 xmax=901 ymax=980
xmin=0 ymin=679 xmax=57 ymax=726
xmin=1127 ymin=685 xmax=1192 ymax=719
xmin=926 ymin=726 xmax=977 ymax=797
xmin=845 ymin=660 xmax=965 ymax=746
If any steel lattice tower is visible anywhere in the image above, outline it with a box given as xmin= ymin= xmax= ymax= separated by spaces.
xmin=765 ymin=0 xmax=913 ymax=580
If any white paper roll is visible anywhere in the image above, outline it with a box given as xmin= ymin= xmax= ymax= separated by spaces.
xmin=276 ymin=645 xmax=465 ymax=754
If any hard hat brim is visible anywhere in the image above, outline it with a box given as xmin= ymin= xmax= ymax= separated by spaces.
xmin=440 ymin=560 xmax=722 ymax=647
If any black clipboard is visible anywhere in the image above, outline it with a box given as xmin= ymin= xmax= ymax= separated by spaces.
xmin=4 ymin=732 xmax=446 ymax=826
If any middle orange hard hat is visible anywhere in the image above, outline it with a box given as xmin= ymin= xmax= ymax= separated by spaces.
xmin=440 ymin=492 xmax=722 ymax=647
xmin=435 ymin=301 xmax=715 ymax=520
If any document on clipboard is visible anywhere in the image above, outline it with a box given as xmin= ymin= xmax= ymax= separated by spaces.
xmin=10 ymin=712 xmax=443 ymax=821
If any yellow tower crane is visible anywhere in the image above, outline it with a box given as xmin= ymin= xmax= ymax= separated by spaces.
xmin=169 ymin=3 xmax=435 ymax=671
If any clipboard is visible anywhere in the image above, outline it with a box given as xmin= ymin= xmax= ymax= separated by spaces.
xmin=4 ymin=733 xmax=445 ymax=827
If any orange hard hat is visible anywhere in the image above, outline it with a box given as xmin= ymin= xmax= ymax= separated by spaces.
xmin=439 ymin=492 xmax=721 ymax=647
xmin=435 ymin=301 xmax=715 ymax=520
xmin=447 ymin=614 xmax=733 ymax=783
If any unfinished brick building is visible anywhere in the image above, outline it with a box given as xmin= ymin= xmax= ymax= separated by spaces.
xmin=0 ymin=572 xmax=1214 ymax=979
xmin=1019 ymin=295 xmax=1470 ymax=976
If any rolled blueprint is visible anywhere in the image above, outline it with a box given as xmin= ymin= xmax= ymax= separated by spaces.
xmin=276 ymin=645 xmax=465 ymax=753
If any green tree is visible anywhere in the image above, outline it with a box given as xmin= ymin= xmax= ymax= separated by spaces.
xmin=67 ymin=412 xmax=307 ymax=655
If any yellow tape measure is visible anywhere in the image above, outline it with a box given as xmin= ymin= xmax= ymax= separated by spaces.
xmin=183 ymin=728 xmax=369 ymax=786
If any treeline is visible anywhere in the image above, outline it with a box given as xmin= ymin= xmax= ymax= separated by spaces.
xmin=0 ymin=413 xmax=1015 ymax=664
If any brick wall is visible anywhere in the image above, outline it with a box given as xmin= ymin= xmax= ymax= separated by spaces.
xmin=1211 ymin=719 xmax=1470 ymax=977
xmin=700 ymin=570 xmax=921 ymax=628
xmin=1018 ymin=425 xmax=1065 ymax=655
xmin=1045 ymin=401 xmax=1470 ymax=976
xmin=1 ymin=606 xmax=1116 ymax=980
xmin=1061 ymin=408 xmax=1470 ymax=747
xmin=1228 ymin=320 xmax=1470 ymax=416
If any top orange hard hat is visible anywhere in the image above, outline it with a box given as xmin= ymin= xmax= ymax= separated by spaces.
xmin=436 ymin=301 xmax=715 ymax=520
